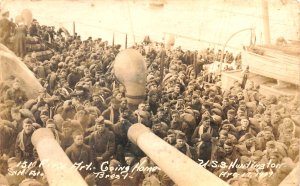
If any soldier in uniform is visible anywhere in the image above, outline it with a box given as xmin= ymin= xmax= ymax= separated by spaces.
xmin=85 ymin=116 xmax=115 ymax=167
xmin=60 ymin=120 xmax=75 ymax=150
xmin=65 ymin=131 xmax=94 ymax=177
xmin=175 ymin=132 xmax=196 ymax=161
xmin=5 ymin=80 xmax=28 ymax=106
xmin=15 ymin=118 xmax=37 ymax=162
xmin=113 ymin=110 xmax=132 ymax=164
xmin=170 ymin=110 xmax=183 ymax=131
xmin=13 ymin=21 xmax=27 ymax=58
xmin=0 ymin=10 xmax=14 ymax=46
xmin=102 ymin=98 xmax=121 ymax=124
xmin=164 ymin=130 xmax=177 ymax=146
xmin=0 ymin=120 xmax=15 ymax=156
xmin=222 ymin=139 xmax=241 ymax=180
xmin=236 ymin=117 xmax=258 ymax=140
xmin=192 ymin=116 xmax=219 ymax=145
xmin=0 ymin=159 xmax=9 ymax=186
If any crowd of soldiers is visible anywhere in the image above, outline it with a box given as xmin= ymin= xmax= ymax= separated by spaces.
xmin=0 ymin=12 xmax=299 ymax=186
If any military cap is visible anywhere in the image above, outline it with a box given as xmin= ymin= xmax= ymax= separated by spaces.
xmin=263 ymin=126 xmax=273 ymax=132
xmin=167 ymin=129 xmax=176 ymax=135
xmin=147 ymin=81 xmax=157 ymax=89
xmin=268 ymin=151 xmax=282 ymax=158
xmin=23 ymin=118 xmax=33 ymax=125
xmin=124 ymin=152 xmax=135 ymax=157
xmin=222 ymin=120 xmax=230 ymax=125
xmin=46 ymin=119 xmax=55 ymax=126
xmin=32 ymin=123 xmax=41 ymax=129
xmin=239 ymin=100 xmax=246 ymax=105
xmin=171 ymin=110 xmax=179 ymax=115
xmin=252 ymin=150 xmax=264 ymax=158
xmin=40 ymin=109 xmax=49 ymax=116
xmin=177 ymin=96 xmax=184 ymax=101
xmin=201 ymin=133 xmax=211 ymax=142
xmin=157 ymin=107 xmax=164 ymax=112
xmin=224 ymin=139 xmax=234 ymax=147
xmin=239 ymin=133 xmax=254 ymax=142
xmin=95 ymin=116 xmax=105 ymax=124
xmin=266 ymin=141 xmax=276 ymax=148
xmin=148 ymin=89 xmax=157 ymax=96
xmin=211 ymin=108 xmax=222 ymax=116
xmin=240 ymin=156 xmax=251 ymax=164
xmin=209 ymin=92 xmax=216 ymax=98
xmin=227 ymin=109 xmax=236 ymax=115
xmin=192 ymin=94 xmax=199 ymax=99
xmin=110 ymin=98 xmax=121 ymax=105
xmin=62 ymin=120 xmax=72 ymax=128
xmin=202 ymin=102 xmax=211 ymax=108
xmin=202 ymin=116 xmax=210 ymax=121
xmin=229 ymin=95 xmax=237 ymax=100
xmin=176 ymin=132 xmax=186 ymax=140
xmin=290 ymin=138 xmax=300 ymax=146
xmin=223 ymin=97 xmax=229 ymax=102
xmin=163 ymin=102 xmax=170 ymax=107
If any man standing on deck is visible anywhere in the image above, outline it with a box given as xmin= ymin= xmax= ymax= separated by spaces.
xmin=5 ymin=80 xmax=28 ymax=106
xmin=85 ymin=116 xmax=115 ymax=168
xmin=0 ymin=10 xmax=14 ymax=47
xmin=66 ymin=131 xmax=94 ymax=177
xmin=15 ymin=118 xmax=37 ymax=162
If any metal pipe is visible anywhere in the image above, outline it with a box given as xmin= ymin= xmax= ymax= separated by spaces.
xmin=127 ymin=123 xmax=229 ymax=186
xmin=221 ymin=27 xmax=253 ymax=63
xmin=31 ymin=128 xmax=87 ymax=186
xmin=219 ymin=27 xmax=253 ymax=74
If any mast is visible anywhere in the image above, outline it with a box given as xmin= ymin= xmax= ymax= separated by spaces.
xmin=126 ymin=0 xmax=136 ymax=45
xmin=261 ymin=0 xmax=271 ymax=45
xmin=298 ymin=7 xmax=300 ymax=40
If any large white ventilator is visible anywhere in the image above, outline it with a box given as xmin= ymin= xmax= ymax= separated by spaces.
xmin=113 ymin=49 xmax=147 ymax=109
xmin=31 ymin=128 xmax=87 ymax=186
xmin=0 ymin=44 xmax=43 ymax=99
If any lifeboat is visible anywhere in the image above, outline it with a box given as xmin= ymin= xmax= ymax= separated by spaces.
xmin=241 ymin=41 xmax=300 ymax=86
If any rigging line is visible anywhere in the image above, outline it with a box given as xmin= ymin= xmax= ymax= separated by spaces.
xmin=163 ymin=32 xmax=240 ymax=50
xmin=75 ymin=21 xmax=127 ymax=35
xmin=0 ymin=0 xmax=8 ymax=9
xmin=251 ymin=0 xmax=262 ymax=44
xmin=221 ymin=3 xmax=233 ymax=47
xmin=208 ymin=7 xmax=295 ymax=26
xmin=253 ymin=0 xmax=259 ymax=26
xmin=210 ymin=15 xmax=221 ymax=49
xmin=198 ymin=0 xmax=209 ymax=39
xmin=126 ymin=0 xmax=136 ymax=44
xmin=215 ymin=2 xmax=229 ymax=49
xmin=285 ymin=4 xmax=297 ymax=38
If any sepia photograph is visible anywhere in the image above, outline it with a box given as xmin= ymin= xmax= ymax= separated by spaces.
xmin=0 ymin=0 xmax=299 ymax=185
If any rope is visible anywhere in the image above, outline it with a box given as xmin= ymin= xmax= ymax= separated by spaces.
xmin=163 ymin=32 xmax=240 ymax=50
xmin=210 ymin=7 xmax=294 ymax=27
xmin=75 ymin=21 xmax=127 ymax=35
